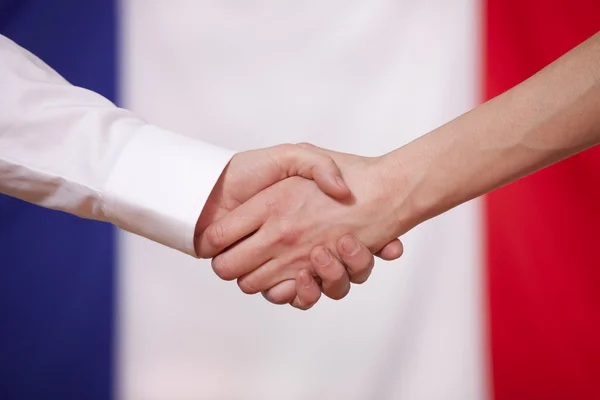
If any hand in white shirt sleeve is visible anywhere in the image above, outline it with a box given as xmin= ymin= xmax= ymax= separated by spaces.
xmin=0 ymin=34 xmax=350 ymax=257
xmin=0 ymin=34 xmax=235 ymax=256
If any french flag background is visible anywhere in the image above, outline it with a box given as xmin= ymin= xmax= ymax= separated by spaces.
xmin=1 ymin=1 xmax=599 ymax=399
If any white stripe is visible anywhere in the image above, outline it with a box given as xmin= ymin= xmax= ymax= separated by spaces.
xmin=118 ymin=1 xmax=487 ymax=399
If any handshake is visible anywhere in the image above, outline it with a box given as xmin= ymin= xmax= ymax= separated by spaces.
xmin=192 ymin=26 xmax=600 ymax=310
xmin=194 ymin=143 xmax=412 ymax=311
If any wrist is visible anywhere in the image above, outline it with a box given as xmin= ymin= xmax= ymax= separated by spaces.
xmin=377 ymin=140 xmax=441 ymax=235
xmin=372 ymin=151 xmax=417 ymax=236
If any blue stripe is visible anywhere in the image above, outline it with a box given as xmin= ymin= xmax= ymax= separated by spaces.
xmin=0 ymin=1 xmax=117 ymax=399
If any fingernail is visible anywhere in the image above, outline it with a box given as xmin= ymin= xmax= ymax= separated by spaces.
xmin=341 ymin=237 xmax=359 ymax=256
xmin=314 ymin=248 xmax=331 ymax=266
xmin=300 ymin=271 xmax=312 ymax=287
xmin=336 ymin=176 xmax=348 ymax=190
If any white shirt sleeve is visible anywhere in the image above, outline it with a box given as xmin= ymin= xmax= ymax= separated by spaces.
xmin=0 ymin=34 xmax=235 ymax=257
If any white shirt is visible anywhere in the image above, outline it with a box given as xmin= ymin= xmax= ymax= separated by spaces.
xmin=0 ymin=34 xmax=234 ymax=257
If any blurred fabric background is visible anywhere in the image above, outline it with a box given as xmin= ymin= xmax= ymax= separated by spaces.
xmin=1 ymin=1 xmax=599 ymax=399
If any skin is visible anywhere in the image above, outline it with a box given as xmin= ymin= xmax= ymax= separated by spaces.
xmin=194 ymin=143 xmax=402 ymax=309
xmin=199 ymin=30 xmax=600 ymax=310
xmin=199 ymin=151 xmax=407 ymax=295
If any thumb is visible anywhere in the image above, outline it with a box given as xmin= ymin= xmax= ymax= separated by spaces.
xmin=375 ymin=238 xmax=404 ymax=260
xmin=271 ymin=144 xmax=351 ymax=200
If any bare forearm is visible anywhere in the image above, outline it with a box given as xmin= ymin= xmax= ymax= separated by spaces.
xmin=386 ymin=31 xmax=600 ymax=231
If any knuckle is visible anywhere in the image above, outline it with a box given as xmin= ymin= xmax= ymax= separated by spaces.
xmin=211 ymin=256 xmax=235 ymax=281
xmin=275 ymin=221 xmax=300 ymax=245
xmin=206 ymin=223 xmax=226 ymax=249
xmin=277 ymin=143 xmax=295 ymax=154
xmin=295 ymin=142 xmax=317 ymax=152
xmin=291 ymin=251 xmax=311 ymax=266
xmin=237 ymin=277 xmax=260 ymax=295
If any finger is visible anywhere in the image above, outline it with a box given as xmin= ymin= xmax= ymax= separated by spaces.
xmin=262 ymin=279 xmax=296 ymax=305
xmin=261 ymin=270 xmax=323 ymax=307
xmin=290 ymin=270 xmax=322 ymax=310
xmin=237 ymin=256 xmax=300 ymax=295
xmin=211 ymin=225 xmax=278 ymax=282
xmin=336 ymin=235 xmax=375 ymax=284
xmin=375 ymin=238 xmax=404 ymax=261
xmin=195 ymin=195 xmax=270 ymax=259
xmin=337 ymin=235 xmax=375 ymax=284
xmin=295 ymin=142 xmax=327 ymax=154
xmin=311 ymin=246 xmax=351 ymax=300
xmin=273 ymin=144 xmax=350 ymax=200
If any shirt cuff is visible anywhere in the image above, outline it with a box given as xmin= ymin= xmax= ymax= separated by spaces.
xmin=102 ymin=124 xmax=235 ymax=257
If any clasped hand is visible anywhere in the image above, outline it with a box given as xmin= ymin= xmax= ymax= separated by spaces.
xmin=194 ymin=143 xmax=404 ymax=310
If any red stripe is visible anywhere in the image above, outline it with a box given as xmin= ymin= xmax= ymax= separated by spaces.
xmin=484 ymin=1 xmax=600 ymax=399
